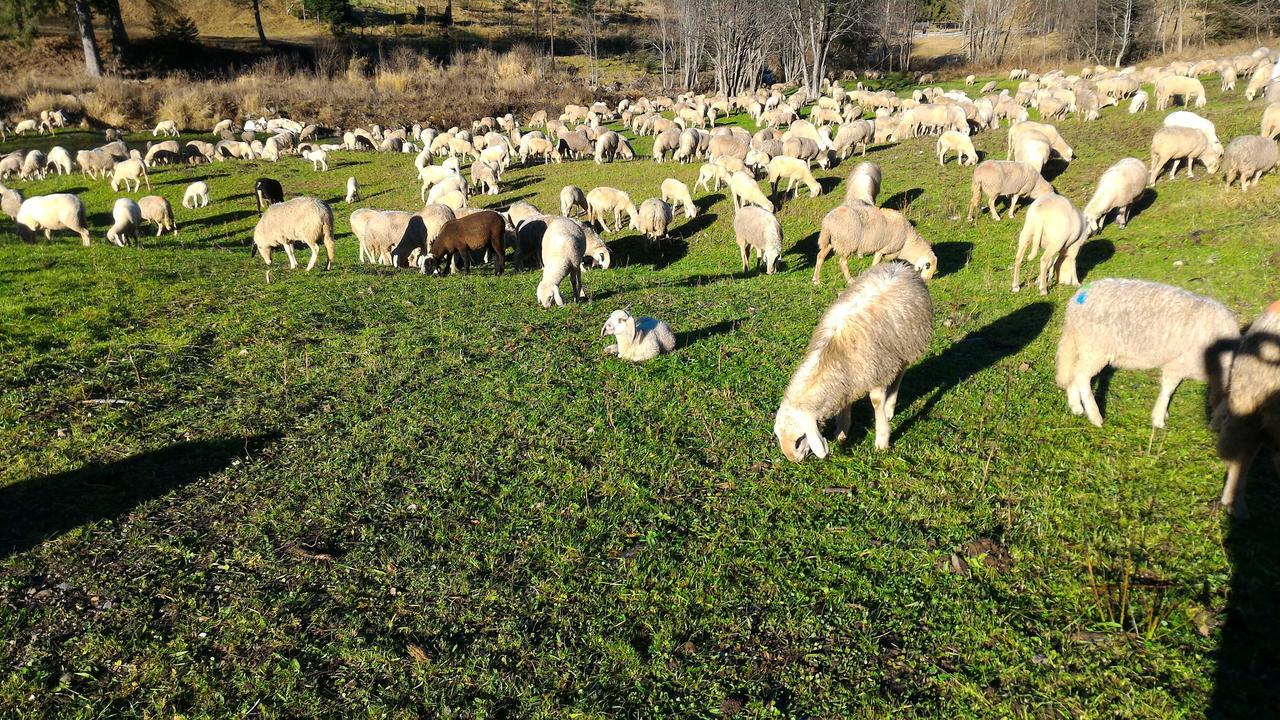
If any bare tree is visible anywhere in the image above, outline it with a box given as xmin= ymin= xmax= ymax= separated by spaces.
xmin=785 ymin=0 xmax=865 ymax=93
xmin=251 ymin=0 xmax=269 ymax=43
xmin=72 ymin=0 xmax=104 ymax=77
xmin=98 ymin=0 xmax=128 ymax=48
xmin=704 ymin=0 xmax=777 ymax=95
xmin=649 ymin=0 xmax=675 ymax=89
xmin=569 ymin=0 xmax=601 ymax=86
xmin=961 ymin=0 xmax=1022 ymax=65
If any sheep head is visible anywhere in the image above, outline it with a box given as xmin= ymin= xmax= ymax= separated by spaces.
xmin=774 ymin=403 xmax=827 ymax=462
xmin=601 ymin=310 xmax=634 ymax=339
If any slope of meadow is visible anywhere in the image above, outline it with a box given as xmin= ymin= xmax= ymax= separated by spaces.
xmin=1 ymin=77 xmax=1278 ymax=717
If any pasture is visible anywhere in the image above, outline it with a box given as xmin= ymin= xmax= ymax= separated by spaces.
xmin=1 ymin=77 xmax=1278 ymax=717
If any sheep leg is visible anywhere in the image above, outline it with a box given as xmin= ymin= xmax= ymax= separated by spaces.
xmin=987 ymin=193 xmax=1002 ymax=221
xmin=1061 ymin=240 xmax=1084 ymax=286
xmin=1184 ymin=159 xmax=1194 ymax=179
xmin=739 ymin=243 xmax=750 ymax=274
xmin=884 ymin=372 xmax=904 ymax=421
xmin=1150 ymin=373 xmax=1182 ymax=429
xmin=967 ymin=185 xmax=983 ymax=221
xmin=835 ymin=405 xmax=851 ymax=442
xmin=603 ymin=343 xmax=619 ymax=356
xmin=281 ymin=244 xmax=299 ymax=269
xmin=812 ymin=244 xmax=832 ymax=285
xmin=1074 ymin=372 xmax=1104 ymax=427
xmin=1217 ymin=415 xmax=1262 ymax=518
xmin=304 ymin=241 xmax=320 ymax=272
xmin=838 ymin=255 xmax=854 ymax=284
xmin=1011 ymin=232 xmax=1031 ymax=292
xmin=870 ymin=387 xmax=891 ymax=450
xmin=1006 ymin=194 xmax=1021 ymax=220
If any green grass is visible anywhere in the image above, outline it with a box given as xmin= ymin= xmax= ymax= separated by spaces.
xmin=1 ymin=78 xmax=1279 ymax=718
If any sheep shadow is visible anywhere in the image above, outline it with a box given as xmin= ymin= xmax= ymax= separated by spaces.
xmin=676 ymin=317 xmax=744 ymax=349
xmin=674 ymin=212 xmax=717 ymax=239
xmin=818 ymin=176 xmax=843 ymax=195
xmin=932 ymin=241 xmax=973 ymax=278
xmin=202 ymin=209 xmax=257 ymax=227
xmin=0 ymin=433 xmax=279 ymax=560
xmin=882 ymin=188 xmax=924 ymax=211
xmin=1042 ymin=158 xmax=1070 ymax=182
xmin=694 ymin=193 xmax=725 ymax=213
xmin=678 ymin=272 xmax=738 ymax=287
xmin=607 ymin=232 xmax=686 ymax=271
xmin=1074 ymin=239 xmax=1116 ymax=280
xmin=786 ymin=231 xmax=821 ymax=268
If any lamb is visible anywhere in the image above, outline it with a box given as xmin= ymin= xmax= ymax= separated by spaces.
xmin=936 ymin=130 xmax=977 ymax=166
xmin=255 ymin=178 xmax=284 ymax=212
xmin=843 ymin=161 xmax=882 ymax=206
xmin=636 ymin=198 xmax=673 ymax=241
xmin=561 ymin=185 xmax=588 ymax=217
xmin=20 ymin=150 xmax=47 ymax=180
xmin=1011 ymin=193 xmax=1089 ymax=294
xmin=344 ymin=176 xmax=360 ymax=204
xmin=536 ymin=217 xmax=588 ymax=307
xmin=0 ymin=186 xmax=24 ymax=219
xmin=1055 ymin=278 xmax=1238 ymax=429
xmin=1212 ymin=301 xmax=1280 ymax=517
xmin=694 ymin=162 xmax=730 ymax=192
xmin=1262 ymin=102 xmax=1280 ymax=139
xmin=1155 ymin=75 xmax=1207 ymax=110
xmin=600 ymin=310 xmax=676 ymax=362
xmin=106 ymin=197 xmax=142 ymax=246
xmin=813 ymin=204 xmax=938 ymax=284
xmin=14 ymin=194 xmax=92 ymax=245
xmin=46 ymin=146 xmax=72 ymax=176
xmin=586 ymin=187 xmax=639 ymax=233
xmin=1128 ymin=90 xmax=1149 ymax=113
xmin=152 ymin=120 xmax=180 ymax=137
xmin=728 ymin=171 xmax=774 ymax=212
xmin=1149 ymin=126 xmax=1222 ymax=184
xmin=660 ymin=178 xmax=697 ymax=219
xmin=422 ymin=209 xmax=507 ymax=275
xmin=139 ymin=195 xmax=177 ymax=236
xmin=252 ymin=197 xmax=336 ymax=271
xmin=182 ymin=181 xmax=210 ymax=209
xmin=1220 ymin=135 xmax=1280 ymax=191
xmin=774 ymin=262 xmax=933 ymax=457
xmin=110 ymin=159 xmax=151 ymax=192
xmin=350 ymin=209 xmax=420 ymax=264
xmin=766 ymin=156 xmax=821 ymax=201
xmin=967 ymin=160 xmax=1054 ymax=221
xmin=304 ymin=148 xmax=328 ymax=171
xmin=732 ymin=206 xmax=782 ymax=274
xmin=470 ymin=159 xmax=501 ymax=195
xmin=1082 ymin=157 xmax=1146 ymax=232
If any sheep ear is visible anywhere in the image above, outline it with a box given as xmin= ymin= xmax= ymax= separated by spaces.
xmin=806 ymin=429 xmax=829 ymax=459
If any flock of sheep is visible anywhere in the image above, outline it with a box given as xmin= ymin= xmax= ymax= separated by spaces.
xmin=5 ymin=47 xmax=1280 ymax=517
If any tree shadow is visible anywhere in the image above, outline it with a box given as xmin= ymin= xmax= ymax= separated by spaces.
xmin=676 ymin=317 xmax=744 ymax=349
xmin=932 ymin=241 xmax=973 ymax=278
xmin=0 ymin=433 xmax=279 ymax=560
xmin=882 ymin=187 xmax=923 ymax=211
xmin=1075 ymin=239 xmax=1115 ymax=280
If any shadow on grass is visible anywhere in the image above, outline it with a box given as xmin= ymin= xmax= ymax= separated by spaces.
xmin=883 ymin=188 xmax=924 ymax=211
xmin=676 ymin=317 xmax=744 ymax=349
xmin=1076 ymin=239 xmax=1116 ymax=280
xmin=694 ymin=193 xmax=725 ymax=213
xmin=1043 ymin=157 xmax=1070 ymax=182
xmin=202 ymin=209 xmax=257 ymax=227
xmin=932 ymin=241 xmax=973 ymax=278
xmin=0 ymin=433 xmax=279 ymax=559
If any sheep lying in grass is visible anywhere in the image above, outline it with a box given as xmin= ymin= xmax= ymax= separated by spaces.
xmin=15 ymin=194 xmax=92 ymax=245
xmin=1149 ymin=126 xmax=1222 ymax=184
xmin=1011 ymin=193 xmax=1089 ymax=294
xmin=1213 ymin=300 xmax=1280 ymax=517
xmin=1220 ymin=135 xmax=1279 ymax=190
xmin=107 ymin=197 xmax=141 ymax=246
xmin=537 ymin=217 xmax=587 ymax=307
xmin=844 ymin=161 xmax=882 ymax=206
xmin=733 ymin=205 xmax=782 ymax=275
xmin=636 ymin=198 xmax=673 ymax=241
xmin=601 ymin=310 xmax=675 ymax=361
xmin=967 ymin=160 xmax=1053 ymax=221
xmin=813 ymin=204 xmax=937 ymax=284
xmin=936 ymin=130 xmax=977 ymax=166
xmin=561 ymin=185 xmax=588 ymax=217
xmin=1055 ymin=278 xmax=1239 ymax=428
xmin=1083 ymin=157 xmax=1146 ymax=231
xmin=586 ymin=187 xmax=638 ymax=233
xmin=139 ymin=195 xmax=177 ymax=236
xmin=110 ymin=159 xmax=151 ymax=193
xmin=253 ymin=197 xmax=336 ymax=271
xmin=660 ymin=178 xmax=696 ymax=219
xmin=775 ymin=262 xmax=934 ymax=457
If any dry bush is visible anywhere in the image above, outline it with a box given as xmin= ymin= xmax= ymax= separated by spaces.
xmin=79 ymin=77 xmax=138 ymax=128
xmin=155 ymin=87 xmax=220 ymax=131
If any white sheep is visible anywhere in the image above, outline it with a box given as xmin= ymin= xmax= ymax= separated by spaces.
xmin=20 ymin=150 xmax=47 ymax=181
xmin=844 ymin=161 xmax=882 ymax=206
xmin=732 ymin=205 xmax=782 ymax=274
xmin=936 ymin=130 xmax=978 ymax=166
xmin=1149 ymin=126 xmax=1222 ymax=184
xmin=636 ymin=198 xmax=673 ymax=241
xmin=774 ymin=262 xmax=933 ymax=457
xmin=139 ymin=195 xmax=177 ymax=236
xmin=110 ymin=159 xmax=151 ymax=193
xmin=660 ymin=178 xmax=696 ymax=219
xmin=1056 ymin=278 xmax=1239 ymax=428
xmin=0 ymin=186 xmax=24 ymax=219
xmin=253 ymin=197 xmax=336 ymax=271
xmin=694 ymin=162 xmax=730 ymax=192
xmin=153 ymin=120 xmax=180 ymax=137
xmin=1128 ymin=90 xmax=1149 ymax=113
xmin=46 ymin=146 xmax=72 ymax=176
xmin=967 ymin=160 xmax=1054 ymax=221
xmin=1220 ymin=135 xmax=1279 ymax=191
xmin=1212 ymin=300 xmax=1280 ymax=517
xmin=470 ymin=159 xmax=501 ymax=195
xmin=813 ymin=204 xmax=937 ymax=283
xmin=1083 ymin=157 xmax=1146 ymax=231
xmin=1012 ymin=131 xmax=1052 ymax=173
xmin=765 ymin=156 xmax=820 ymax=200
xmin=586 ymin=187 xmax=638 ymax=233
xmin=419 ymin=166 xmax=462 ymax=202
xmin=1163 ymin=110 xmax=1223 ymax=152
xmin=304 ymin=148 xmax=328 ymax=172
xmin=106 ymin=197 xmax=142 ymax=246
xmin=345 ymin=177 xmax=360 ymax=204
xmin=1011 ymin=193 xmax=1089 ymax=294
xmin=182 ymin=181 xmax=210 ymax=209
xmin=537 ymin=217 xmax=588 ymax=307
xmin=14 ymin=193 xmax=92 ymax=245
xmin=728 ymin=171 xmax=773 ymax=212
xmin=601 ymin=310 xmax=675 ymax=362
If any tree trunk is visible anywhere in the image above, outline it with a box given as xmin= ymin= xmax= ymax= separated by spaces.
xmin=73 ymin=0 xmax=104 ymax=78
xmin=252 ymin=0 xmax=269 ymax=43
xmin=101 ymin=0 xmax=128 ymax=48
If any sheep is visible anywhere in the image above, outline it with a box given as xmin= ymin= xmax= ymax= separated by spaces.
xmin=253 ymin=197 xmax=336 ymax=272
xmin=1246 ymin=63 xmax=1272 ymax=100
xmin=181 ymin=181 xmax=210 ymax=209
xmin=600 ymin=310 xmax=675 ymax=362
xmin=1149 ymin=126 xmax=1223 ymax=184
xmin=342 ymin=176 xmax=360 ymax=204
xmin=766 ymin=156 xmax=821 ymax=201
xmin=694 ymin=162 xmax=731 ymax=192
xmin=14 ymin=194 xmax=92 ymax=245
xmin=254 ymin=178 xmax=284 ymax=213
xmin=728 ymin=171 xmax=774 ymax=212
xmin=1220 ymin=135 xmax=1280 ymax=191
xmin=844 ymin=161 xmax=882 ymax=206
xmin=660 ymin=178 xmax=697 ymax=219
xmin=1212 ymin=301 xmax=1280 ymax=517
xmin=106 ymin=198 xmax=142 ymax=247
xmin=774 ymin=262 xmax=933 ymax=457
xmin=0 ymin=186 xmax=24 ymax=219
xmin=506 ymin=201 xmax=542 ymax=229
xmin=652 ymin=128 xmax=683 ymax=161
xmin=561 ymin=185 xmax=588 ymax=217
xmin=1262 ymin=103 xmax=1280 ymax=139
xmin=76 ymin=149 xmax=115 ymax=178
xmin=0 ymin=152 xmax=22 ymax=180
xmin=350 ymin=209 xmax=420 ymax=265
xmin=1128 ymin=90 xmax=1149 ymax=113
xmin=418 ymin=166 xmax=463 ymax=202
xmin=20 ymin=150 xmax=47 ymax=181
xmin=470 ymin=159 xmax=501 ymax=196
xmin=733 ymin=206 xmax=782 ymax=275
xmin=304 ymin=148 xmax=328 ymax=172
xmin=586 ymin=187 xmax=639 ymax=233
xmin=144 ymin=140 xmax=182 ymax=167
xmin=13 ymin=119 xmax=38 ymax=136
xmin=1163 ymin=110 xmax=1223 ymax=151
xmin=421 ymin=209 xmax=507 ymax=275
xmin=1012 ymin=131 xmax=1052 ymax=174
xmin=139 ymin=195 xmax=177 ymax=236
xmin=813 ymin=204 xmax=938 ymax=284
xmin=936 ymin=130 xmax=977 ymax=166
xmin=967 ymin=160 xmax=1054 ymax=221
xmin=537 ymin=217 xmax=588 ymax=307
xmin=153 ymin=120 xmax=180 ymax=137
xmin=1011 ymin=193 xmax=1089 ymax=294
xmin=1006 ymin=121 xmax=1074 ymax=162
xmin=110 ymin=159 xmax=151 ymax=193
xmin=46 ymin=147 xmax=72 ymax=176
xmin=1083 ymin=157 xmax=1147 ymax=231
xmin=1155 ymin=75 xmax=1207 ymax=110
xmin=636 ymin=198 xmax=673 ymax=241
xmin=830 ymin=120 xmax=874 ymax=158
xmin=1055 ymin=278 xmax=1238 ymax=429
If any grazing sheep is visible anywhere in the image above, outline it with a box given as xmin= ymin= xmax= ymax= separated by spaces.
xmin=389 ymin=204 xmax=455 ymax=269
xmin=636 ymin=198 xmax=673 ymax=241
xmin=1055 ymin=278 xmax=1238 ymax=428
xmin=967 ymin=160 xmax=1054 ymax=221
xmin=844 ymin=161 xmax=882 ymax=206
xmin=182 ymin=181 xmax=210 ymax=209
xmin=1011 ymin=193 xmax=1089 ymax=294
xmin=980 ymin=80 xmax=998 ymax=94
xmin=0 ymin=153 xmax=23 ymax=180
xmin=1221 ymin=135 xmax=1280 ymax=190
xmin=1246 ymin=63 xmax=1271 ymax=100
xmin=1213 ymin=301 xmax=1280 ymax=517
xmin=936 ymin=130 xmax=978 ymax=166
xmin=600 ymin=310 xmax=675 ymax=362
xmin=421 ymin=210 xmax=508 ymax=275
xmin=1155 ymin=75 xmax=1208 ymax=110
xmin=13 ymin=119 xmax=38 ymax=136
xmin=153 ymin=120 xmax=180 ymax=137
xmin=304 ymin=148 xmax=328 ymax=171
xmin=144 ymin=140 xmax=182 ymax=167
xmin=506 ymin=201 xmax=542 ymax=229
xmin=1262 ymin=103 xmax=1280 ymax=139
xmin=583 ymin=224 xmax=611 ymax=269
xmin=106 ymin=197 xmax=142 ymax=246
xmin=661 ymin=178 xmax=697 ymax=219
xmin=830 ymin=120 xmax=874 ymax=158
xmin=253 ymin=197 xmax=336 ymax=271
xmin=46 ymin=147 xmax=72 ymax=176
xmin=1149 ymin=126 xmax=1223 ymax=184
xmin=652 ymin=128 xmax=682 ymax=161
xmin=813 ymin=204 xmax=938 ymax=284
xmin=76 ymin=149 xmax=115 ymax=178
xmin=1128 ymin=90 xmax=1149 ymax=113
xmin=345 ymin=176 xmax=359 ymax=204
xmin=586 ymin=187 xmax=639 ymax=233
xmin=1163 ymin=110 xmax=1223 ymax=151
xmin=1083 ymin=157 xmax=1147 ymax=231
xmin=537 ymin=217 xmax=588 ymax=307
xmin=20 ymin=150 xmax=47 ymax=181
xmin=561 ymin=185 xmax=588 ymax=217
xmin=418 ymin=166 xmax=463 ymax=202
xmin=733 ymin=206 xmax=782 ymax=274
xmin=774 ymin=262 xmax=933 ymax=457
xmin=0 ymin=186 xmax=24 ymax=219
xmin=470 ymin=159 xmax=501 ymax=195
xmin=766 ymin=156 xmax=821 ymax=201
xmin=350 ymin=209 xmax=420 ymax=265
xmin=14 ymin=194 xmax=92 ymax=245
xmin=1012 ymin=131 xmax=1052 ymax=173
xmin=255 ymin=178 xmax=284 ymax=213
xmin=1006 ymin=121 xmax=1074 ymax=161
xmin=139 ymin=195 xmax=177 ymax=236
xmin=110 ymin=159 xmax=151 ymax=193
xmin=694 ymin=162 xmax=730 ymax=192
xmin=728 ymin=171 xmax=773 ymax=212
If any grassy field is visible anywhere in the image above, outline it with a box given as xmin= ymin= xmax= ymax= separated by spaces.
xmin=1 ymin=77 xmax=1279 ymax=718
